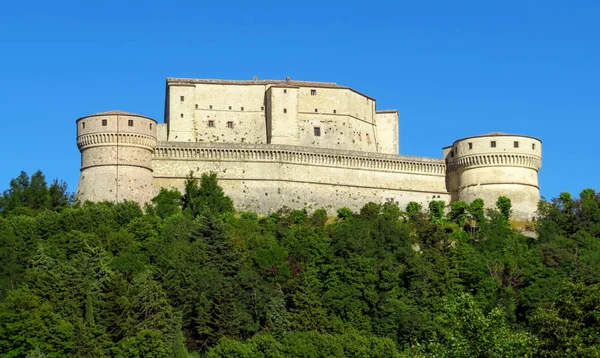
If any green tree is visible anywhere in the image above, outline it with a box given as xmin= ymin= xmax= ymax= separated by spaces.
xmin=496 ymin=196 xmax=512 ymax=221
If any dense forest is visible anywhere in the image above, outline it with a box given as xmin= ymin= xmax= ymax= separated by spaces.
xmin=0 ymin=170 xmax=599 ymax=357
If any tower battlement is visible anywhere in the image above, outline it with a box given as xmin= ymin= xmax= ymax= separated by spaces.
xmin=76 ymin=78 xmax=542 ymax=220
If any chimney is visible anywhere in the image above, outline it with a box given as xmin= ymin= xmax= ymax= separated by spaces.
xmin=286 ymin=77 xmax=291 ymax=82
xmin=253 ymin=76 xmax=258 ymax=83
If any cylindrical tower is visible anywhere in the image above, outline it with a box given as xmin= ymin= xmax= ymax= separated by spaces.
xmin=76 ymin=110 xmax=157 ymax=205
xmin=447 ymin=132 xmax=542 ymax=221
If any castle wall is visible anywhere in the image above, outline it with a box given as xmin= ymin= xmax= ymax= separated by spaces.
xmin=151 ymin=142 xmax=449 ymax=214
xmin=375 ymin=111 xmax=399 ymax=154
xmin=267 ymin=86 xmax=300 ymax=145
xmin=167 ymin=83 xmax=268 ymax=144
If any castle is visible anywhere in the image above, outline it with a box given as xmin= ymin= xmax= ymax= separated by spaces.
xmin=75 ymin=77 xmax=542 ymax=220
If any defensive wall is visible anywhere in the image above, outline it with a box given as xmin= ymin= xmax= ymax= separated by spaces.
xmin=75 ymin=77 xmax=543 ymax=221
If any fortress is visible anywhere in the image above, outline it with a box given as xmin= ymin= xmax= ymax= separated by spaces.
xmin=75 ymin=77 xmax=542 ymax=220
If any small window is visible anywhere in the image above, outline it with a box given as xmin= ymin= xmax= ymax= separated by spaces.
xmin=149 ymin=123 xmax=152 ymax=130
xmin=491 ymin=141 xmax=496 ymax=148
xmin=241 ymin=107 xmax=244 ymax=111
xmin=82 ymin=122 xmax=85 ymax=129
xmin=333 ymin=109 xmax=337 ymax=114
xmin=313 ymin=127 xmax=321 ymax=136
xmin=180 ymin=96 xmax=185 ymax=102
xmin=514 ymin=141 xmax=519 ymax=148
xmin=209 ymin=105 xmax=213 ymax=109
xmin=180 ymin=113 xmax=184 ymax=118
xmin=128 ymin=120 xmax=134 ymax=127
xmin=468 ymin=142 xmax=472 ymax=149
xmin=284 ymin=89 xmax=287 ymax=94
xmin=102 ymin=119 xmax=107 ymax=126
xmin=532 ymin=143 xmax=536 ymax=150
xmin=283 ymin=108 xmax=287 ymax=113
xmin=315 ymin=108 xmax=318 ymax=113
xmin=208 ymin=120 xmax=215 ymax=127
xmin=450 ymin=151 xmax=454 ymax=158
xmin=227 ymin=121 xmax=233 ymax=129
xmin=261 ymin=106 xmax=264 ymax=110
xmin=229 ymin=106 xmax=232 ymax=110
xmin=195 ymin=104 xmax=198 ymax=109
xmin=311 ymin=89 xmax=316 ymax=96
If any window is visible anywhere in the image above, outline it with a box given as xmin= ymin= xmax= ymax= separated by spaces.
xmin=491 ymin=141 xmax=496 ymax=148
xmin=180 ymin=113 xmax=184 ymax=118
xmin=313 ymin=126 xmax=321 ymax=136
xmin=284 ymin=89 xmax=287 ymax=94
xmin=209 ymin=105 xmax=213 ymax=109
xmin=532 ymin=143 xmax=536 ymax=150
xmin=208 ymin=120 xmax=215 ymax=127
xmin=128 ymin=120 xmax=134 ymax=127
xmin=227 ymin=121 xmax=234 ymax=128
xmin=468 ymin=142 xmax=472 ymax=149
xmin=311 ymin=89 xmax=316 ymax=96
xmin=241 ymin=107 xmax=244 ymax=111
xmin=180 ymin=96 xmax=184 ymax=102
xmin=450 ymin=151 xmax=454 ymax=158
xmin=229 ymin=106 xmax=232 ymax=110
xmin=82 ymin=122 xmax=85 ymax=129
xmin=315 ymin=108 xmax=318 ymax=113
xmin=149 ymin=123 xmax=152 ymax=130
xmin=261 ymin=106 xmax=264 ymax=110
xmin=195 ymin=104 xmax=198 ymax=109
xmin=333 ymin=109 xmax=337 ymax=114
xmin=284 ymin=108 xmax=287 ymax=113
xmin=514 ymin=141 xmax=519 ymax=148
xmin=102 ymin=119 xmax=107 ymax=126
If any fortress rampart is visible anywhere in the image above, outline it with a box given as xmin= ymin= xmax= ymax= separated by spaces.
xmin=76 ymin=78 xmax=542 ymax=220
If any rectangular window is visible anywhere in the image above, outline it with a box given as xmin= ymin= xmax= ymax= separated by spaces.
xmin=514 ymin=141 xmax=519 ymax=148
xmin=102 ymin=119 xmax=107 ymax=126
xmin=311 ymin=89 xmax=316 ymax=96
xmin=532 ymin=143 xmax=536 ymax=150
xmin=314 ymin=126 xmax=321 ymax=136
xmin=208 ymin=120 xmax=215 ymax=127
xmin=491 ymin=141 xmax=496 ymax=148
xmin=284 ymin=108 xmax=287 ymax=113
xmin=180 ymin=113 xmax=184 ymax=118
xmin=229 ymin=106 xmax=232 ymax=110
xmin=284 ymin=89 xmax=287 ymax=94
xmin=227 ymin=121 xmax=233 ymax=128
xmin=180 ymin=96 xmax=185 ymax=102
xmin=261 ymin=106 xmax=264 ymax=110
xmin=468 ymin=142 xmax=472 ymax=149
xmin=195 ymin=104 xmax=198 ymax=109
xmin=128 ymin=120 xmax=134 ymax=127
xmin=209 ymin=105 xmax=213 ymax=109
xmin=149 ymin=123 xmax=152 ymax=130
xmin=82 ymin=122 xmax=85 ymax=129
xmin=333 ymin=109 xmax=337 ymax=114
xmin=315 ymin=108 xmax=318 ymax=113
xmin=241 ymin=107 xmax=244 ymax=111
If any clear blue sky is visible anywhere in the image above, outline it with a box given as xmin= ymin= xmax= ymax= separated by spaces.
xmin=0 ymin=0 xmax=598 ymax=201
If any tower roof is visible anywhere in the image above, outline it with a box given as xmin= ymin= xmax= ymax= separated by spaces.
xmin=76 ymin=110 xmax=157 ymax=123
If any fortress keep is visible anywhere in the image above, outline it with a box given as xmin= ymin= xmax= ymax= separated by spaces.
xmin=76 ymin=77 xmax=542 ymax=220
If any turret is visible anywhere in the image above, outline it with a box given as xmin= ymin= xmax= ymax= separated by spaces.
xmin=446 ymin=132 xmax=542 ymax=221
xmin=76 ymin=110 xmax=157 ymax=205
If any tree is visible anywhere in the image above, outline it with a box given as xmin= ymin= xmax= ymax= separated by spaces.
xmin=496 ymin=196 xmax=512 ymax=221
xmin=405 ymin=201 xmax=423 ymax=221
xmin=428 ymin=200 xmax=445 ymax=224
xmin=147 ymin=188 xmax=182 ymax=219
xmin=182 ymin=172 xmax=233 ymax=218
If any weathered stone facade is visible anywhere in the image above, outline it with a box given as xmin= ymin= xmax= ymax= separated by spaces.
xmin=76 ymin=77 xmax=542 ymax=220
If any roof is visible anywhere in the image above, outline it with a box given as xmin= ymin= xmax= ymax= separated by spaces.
xmin=166 ymin=77 xmax=377 ymax=101
xmin=76 ymin=110 xmax=157 ymax=123
xmin=452 ymin=132 xmax=542 ymax=144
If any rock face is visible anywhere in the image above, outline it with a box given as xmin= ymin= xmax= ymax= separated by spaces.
xmin=76 ymin=78 xmax=542 ymax=220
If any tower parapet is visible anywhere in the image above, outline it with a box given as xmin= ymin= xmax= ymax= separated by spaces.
xmin=76 ymin=110 xmax=157 ymax=205
xmin=446 ymin=133 xmax=542 ymax=220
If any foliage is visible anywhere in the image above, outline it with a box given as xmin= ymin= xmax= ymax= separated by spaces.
xmin=496 ymin=196 xmax=513 ymax=221
xmin=0 ymin=170 xmax=599 ymax=356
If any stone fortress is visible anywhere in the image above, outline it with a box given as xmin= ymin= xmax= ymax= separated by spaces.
xmin=75 ymin=77 xmax=542 ymax=220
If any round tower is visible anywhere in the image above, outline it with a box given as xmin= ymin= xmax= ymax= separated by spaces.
xmin=446 ymin=132 xmax=542 ymax=221
xmin=76 ymin=110 xmax=157 ymax=205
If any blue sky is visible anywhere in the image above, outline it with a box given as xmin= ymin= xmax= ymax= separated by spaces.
xmin=0 ymin=0 xmax=598 ymax=201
